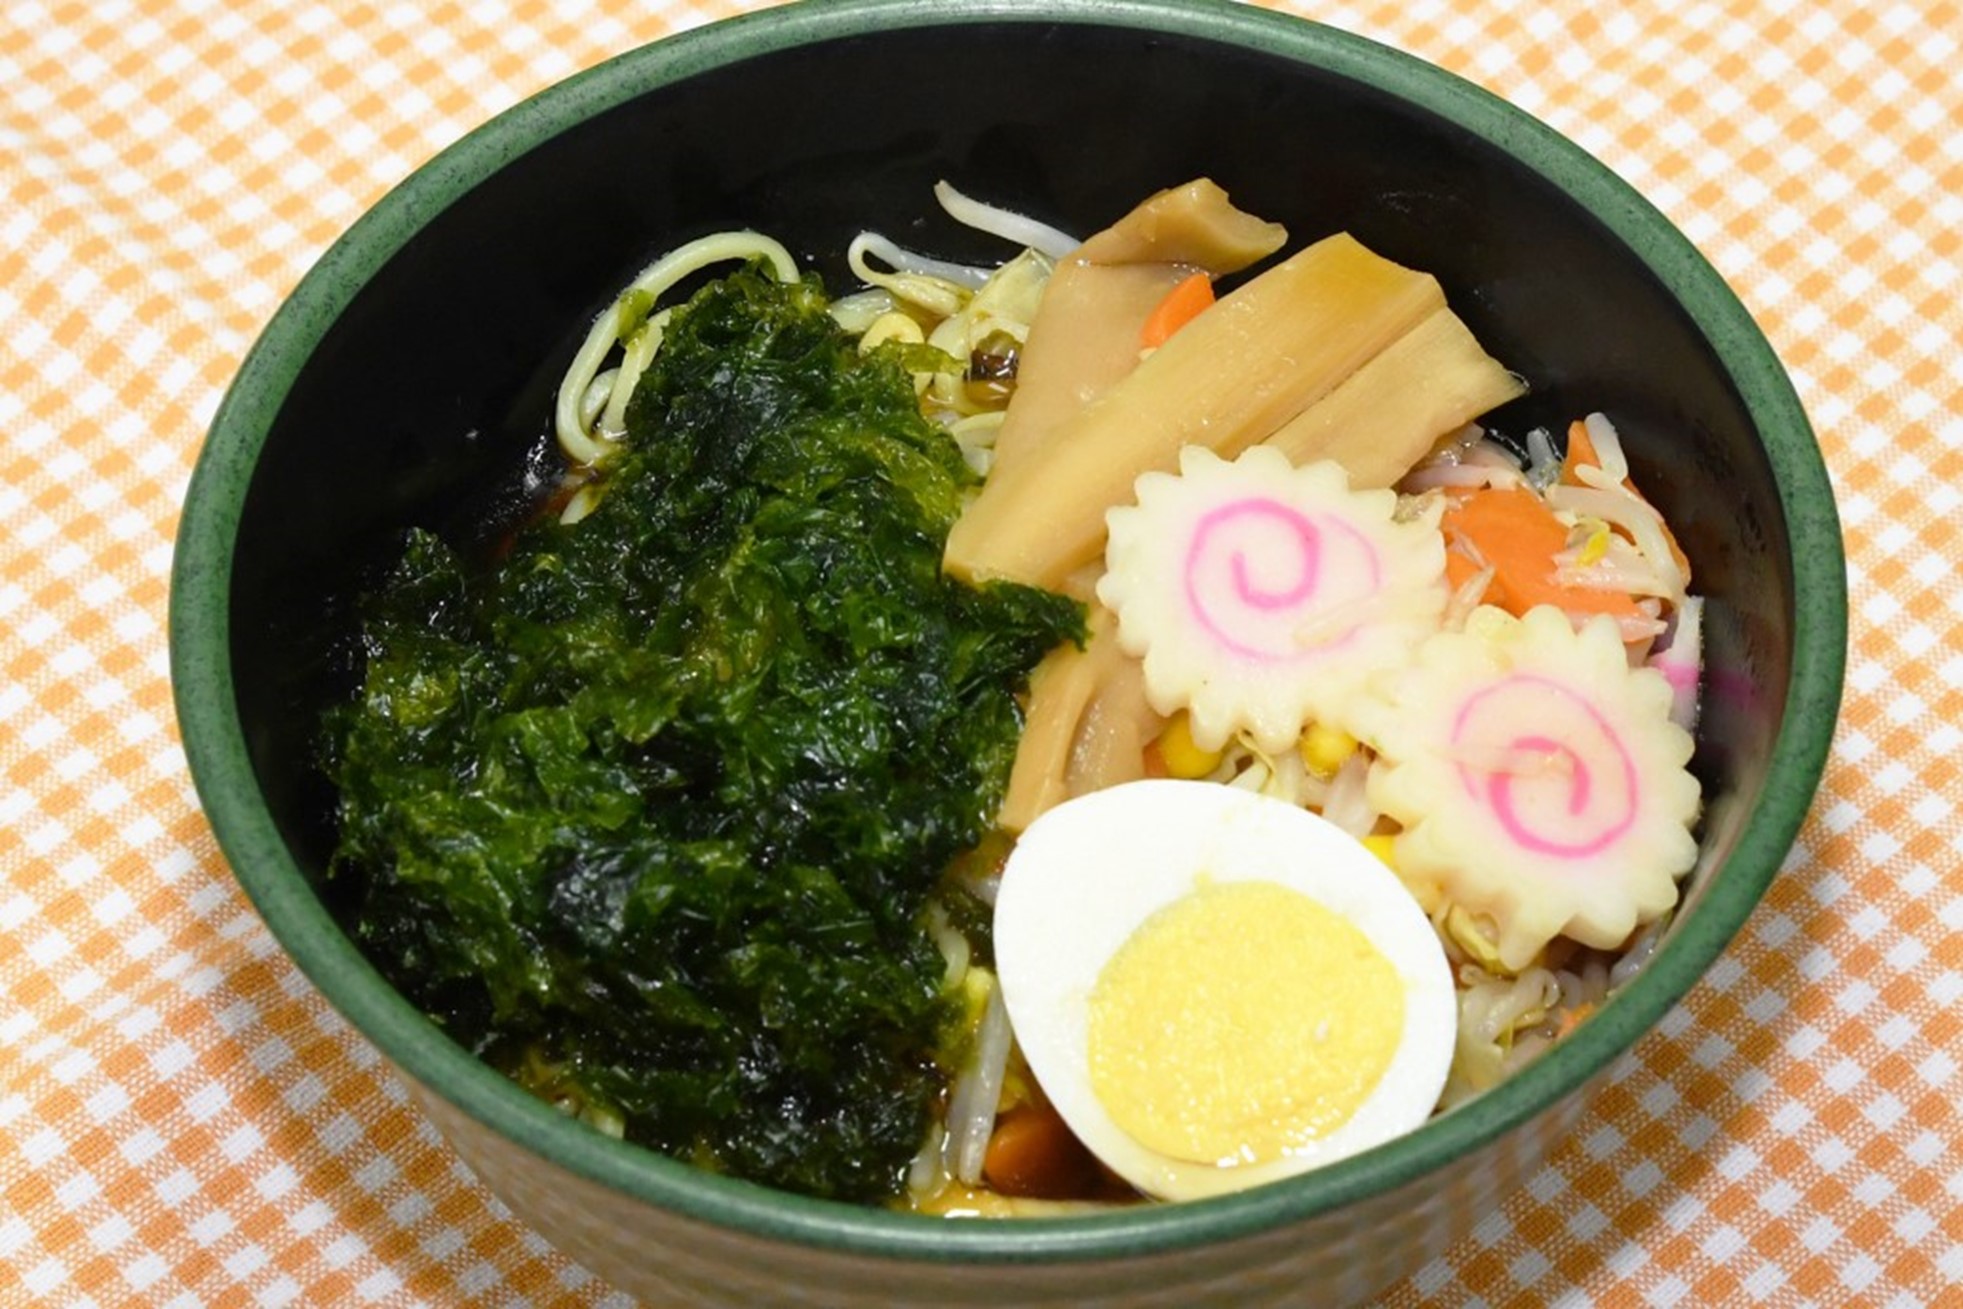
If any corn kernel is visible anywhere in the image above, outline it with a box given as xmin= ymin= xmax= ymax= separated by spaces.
xmin=1153 ymin=711 xmax=1223 ymax=779
xmin=1361 ymin=834 xmax=1397 ymax=868
xmin=1299 ymin=722 xmax=1358 ymax=777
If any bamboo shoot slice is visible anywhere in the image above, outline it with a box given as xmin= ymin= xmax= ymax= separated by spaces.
xmin=999 ymin=606 xmax=1162 ymax=833
xmin=991 ymin=180 xmax=1287 ymax=481
xmin=990 ymin=263 xmax=1193 ymax=479
xmin=1064 ymin=649 xmax=1160 ymax=800
xmin=1074 ymin=178 xmax=1288 ymax=268
xmin=1264 ymin=307 xmax=1526 ymax=488
xmin=945 ymin=233 xmax=1445 ymax=592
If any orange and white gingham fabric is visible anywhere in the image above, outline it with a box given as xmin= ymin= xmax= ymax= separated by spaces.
xmin=2 ymin=0 xmax=1957 ymax=1303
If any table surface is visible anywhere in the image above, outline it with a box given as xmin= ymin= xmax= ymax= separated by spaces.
xmin=3 ymin=1 xmax=1957 ymax=1304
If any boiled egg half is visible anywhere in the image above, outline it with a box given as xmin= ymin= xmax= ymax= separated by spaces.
xmin=993 ymin=779 xmax=1456 ymax=1201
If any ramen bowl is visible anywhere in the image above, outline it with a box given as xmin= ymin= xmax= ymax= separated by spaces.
xmin=169 ymin=0 xmax=1845 ymax=1303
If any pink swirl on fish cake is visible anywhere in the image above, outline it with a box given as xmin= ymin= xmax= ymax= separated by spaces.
xmin=1181 ymin=497 xmax=1383 ymax=662
xmin=1450 ymin=673 xmax=1639 ymax=860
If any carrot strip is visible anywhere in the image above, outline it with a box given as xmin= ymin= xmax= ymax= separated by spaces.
xmin=981 ymin=1102 xmax=1100 ymax=1199
xmin=1137 ymin=271 xmax=1214 ymax=350
xmin=1441 ymin=487 xmax=1643 ymax=622
xmin=1558 ymin=417 xmax=1602 ymax=488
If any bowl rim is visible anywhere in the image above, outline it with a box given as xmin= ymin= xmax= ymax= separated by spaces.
xmin=170 ymin=0 xmax=1847 ymax=1265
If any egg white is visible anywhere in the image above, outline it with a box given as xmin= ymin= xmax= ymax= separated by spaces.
xmin=992 ymin=779 xmax=1456 ymax=1201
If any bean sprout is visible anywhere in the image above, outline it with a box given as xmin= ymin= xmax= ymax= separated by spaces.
xmin=942 ymin=975 xmax=1012 ymax=1186
xmin=1524 ymin=425 xmax=1563 ymax=488
xmin=554 ymin=230 xmax=799 ymax=466
xmin=849 ymin=232 xmax=988 ymax=304
xmin=1581 ymin=411 xmax=1630 ymax=485
xmin=1544 ymin=482 xmax=1689 ymax=604
xmin=933 ymin=179 xmax=1080 ymax=259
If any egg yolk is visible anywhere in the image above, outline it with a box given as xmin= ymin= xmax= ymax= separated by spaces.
xmin=1087 ymin=878 xmax=1405 ymax=1167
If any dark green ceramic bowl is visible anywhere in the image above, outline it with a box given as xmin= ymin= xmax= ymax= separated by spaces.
xmin=170 ymin=1 xmax=1845 ymax=1302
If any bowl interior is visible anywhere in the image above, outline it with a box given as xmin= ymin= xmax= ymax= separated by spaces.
xmin=179 ymin=0 xmax=1842 ymax=1265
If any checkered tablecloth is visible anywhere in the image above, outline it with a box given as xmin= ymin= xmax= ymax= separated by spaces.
xmin=2 ymin=1 xmax=1956 ymax=1303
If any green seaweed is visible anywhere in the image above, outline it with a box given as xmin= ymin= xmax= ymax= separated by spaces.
xmin=327 ymin=265 xmax=1079 ymax=1202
